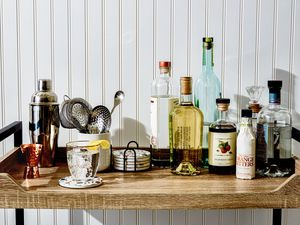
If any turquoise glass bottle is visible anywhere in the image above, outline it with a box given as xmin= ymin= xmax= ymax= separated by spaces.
xmin=193 ymin=37 xmax=221 ymax=168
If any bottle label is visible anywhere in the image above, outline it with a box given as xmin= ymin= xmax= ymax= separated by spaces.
xmin=150 ymin=97 xmax=178 ymax=148
xmin=208 ymin=132 xmax=236 ymax=166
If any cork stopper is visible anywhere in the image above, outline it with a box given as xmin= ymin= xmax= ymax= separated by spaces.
xmin=180 ymin=76 xmax=192 ymax=95
xmin=216 ymin=98 xmax=230 ymax=111
xmin=248 ymin=103 xmax=261 ymax=113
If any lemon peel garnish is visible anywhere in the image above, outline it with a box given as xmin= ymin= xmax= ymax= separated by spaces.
xmin=88 ymin=140 xmax=110 ymax=150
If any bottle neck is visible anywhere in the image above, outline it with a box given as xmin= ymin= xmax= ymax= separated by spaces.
xmin=269 ymin=91 xmax=281 ymax=107
xmin=159 ymin=68 xmax=170 ymax=77
xmin=218 ymin=109 xmax=228 ymax=121
xmin=180 ymin=93 xmax=193 ymax=105
xmin=240 ymin=117 xmax=252 ymax=127
xmin=202 ymin=47 xmax=213 ymax=72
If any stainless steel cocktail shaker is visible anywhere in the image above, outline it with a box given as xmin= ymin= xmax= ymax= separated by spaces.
xmin=29 ymin=79 xmax=60 ymax=167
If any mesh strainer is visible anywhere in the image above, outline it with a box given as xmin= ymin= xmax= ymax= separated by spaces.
xmin=88 ymin=105 xmax=111 ymax=134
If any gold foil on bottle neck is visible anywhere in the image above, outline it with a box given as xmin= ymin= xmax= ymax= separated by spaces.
xmin=217 ymin=103 xmax=229 ymax=111
xmin=180 ymin=76 xmax=192 ymax=95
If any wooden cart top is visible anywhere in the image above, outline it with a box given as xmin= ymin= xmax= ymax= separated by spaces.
xmin=0 ymin=147 xmax=300 ymax=210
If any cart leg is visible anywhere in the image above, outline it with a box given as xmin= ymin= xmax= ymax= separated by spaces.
xmin=15 ymin=208 xmax=24 ymax=225
xmin=273 ymin=209 xmax=282 ymax=225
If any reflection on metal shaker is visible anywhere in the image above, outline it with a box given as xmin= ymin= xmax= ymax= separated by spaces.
xmin=29 ymin=79 xmax=60 ymax=167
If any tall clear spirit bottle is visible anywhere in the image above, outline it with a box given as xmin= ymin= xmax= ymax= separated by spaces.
xmin=194 ymin=37 xmax=221 ymax=168
xmin=150 ymin=61 xmax=178 ymax=166
xmin=256 ymin=80 xmax=294 ymax=177
xmin=208 ymin=98 xmax=236 ymax=174
xmin=170 ymin=77 xmax=203 ymax=175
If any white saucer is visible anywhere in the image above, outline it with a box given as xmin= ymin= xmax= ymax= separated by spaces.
xmin=58 ymin=176 xmax=103 ymax=189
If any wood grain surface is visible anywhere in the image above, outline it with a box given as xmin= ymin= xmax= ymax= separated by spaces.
xmin=0 ymin=147 xmax=299 ymax=209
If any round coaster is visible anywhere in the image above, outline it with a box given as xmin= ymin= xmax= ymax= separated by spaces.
xmin=113 ymin=157 xmax=150 ymax=163
xmin=113 ymin=161 xmax=151 ymax=168
xmin=112 ymin=149 xmax=150 ymax=160
xmin=58 ymin=176 xmax=102 ymax=189
xmin=113 ymin=164 xmax=150 ymax=171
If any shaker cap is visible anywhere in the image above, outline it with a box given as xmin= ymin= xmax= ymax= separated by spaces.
xmin=30 ymin=79 xmax=58 ymax=105
xmin=268 ymin=80 xmax=282 ymax=92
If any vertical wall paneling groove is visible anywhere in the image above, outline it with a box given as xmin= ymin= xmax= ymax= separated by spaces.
xmin=152 ymin=0 xmax=157 ymax=80
xmin=33 ymin=0 xmax=38 ymax=86
xmin=67 ymin=0 xmax=72 ymax=141
xmin=254 ymin=0 xmax=261 ymax=85
xmin=16 ymin=0 xmax=21 ymax=120
xmin=84 ymin=0 xmax=88 ymax=102
xmin=101 ymin=0 xmax=105 ymax=104
xmin=237 ymin=0 xmax=244 ymax=121
xmin=205 ymin=0 xmax=208 ymax=36
xmin=288 ymin=0 xmax=296 ymax=111
xmin=276 ymin=0 xmax=292 ymax=108
xmin=105 ymin=0 xmax=120 ymax=145
xmin=271 ymin=0 xmax=278 ymax=80
xmin=0 ymin=0 xmax=4 ymax=156
xmin=225 ymin=0 xmax=240 ymax=121
xmin=220 ymin=0 xmax=226 ymax=98
xmin=170 ymin=0 xmax=174 ymax=79
xmin=258 ymin=0 xmax=274 ymax=105
xmin=137 ymin=0 xmax=153 ymax=146
xmin=187 ymin=0 xmax=191 ymax=75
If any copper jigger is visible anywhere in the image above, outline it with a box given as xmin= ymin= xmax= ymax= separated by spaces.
xmin=20 ymin=144 xmax=43 ymax=179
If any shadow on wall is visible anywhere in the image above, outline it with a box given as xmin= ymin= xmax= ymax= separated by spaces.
xmin=112 ymin=117 xmax=150 ymax=147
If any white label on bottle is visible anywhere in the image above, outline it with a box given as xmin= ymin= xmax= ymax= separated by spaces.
xmin=236 ymin=129 xmax=256 ymax=179
xmin=208 ymin=132 xmax=236 ymax=166
xmin=150 ymin=97 xmax=178 ymax=148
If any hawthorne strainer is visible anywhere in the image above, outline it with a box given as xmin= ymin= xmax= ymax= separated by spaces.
xmin=66 ymin=98 xmax=92 ymax=133
xmin=59 ymin=95 xmax=75 ymax=129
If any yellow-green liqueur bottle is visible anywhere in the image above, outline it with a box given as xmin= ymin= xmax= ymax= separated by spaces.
xmin=170 ymin=77 xmax=203 ymax=175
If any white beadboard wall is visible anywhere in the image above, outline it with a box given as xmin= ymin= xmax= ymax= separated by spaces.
xmin=0 ymin=0 xmax=300 ymax=224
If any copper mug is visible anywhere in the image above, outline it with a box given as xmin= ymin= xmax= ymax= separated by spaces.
xmin=20 ymin=144 xmax=43 ymax=179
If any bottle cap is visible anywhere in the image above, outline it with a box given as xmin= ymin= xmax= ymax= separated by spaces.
xmin=268 ymin=80 xmax=282 ymax=92
xmin=241 ymin=109 xmax=252 ymax=118
xmin=216 ymin=98 xmax=230 ymax=111
xmin=30 ymin=79 xmax=58 ymax=105
xmin=38 ymin=79 xmax=52 ymax=91
xmin=180 ymin=76 xmax=192 ymax=95
xmin=216 ymin=98 xmax=230 ymax=104
xmin=159 ymin=61 xmax=171 ymax=68
xmin=203 ymin=37 xmax=214 ymax=49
